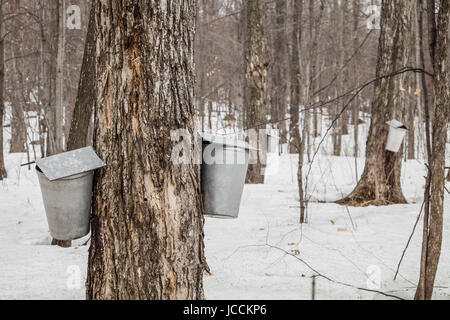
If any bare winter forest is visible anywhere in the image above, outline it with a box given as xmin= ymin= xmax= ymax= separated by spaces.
xmin=0 ymin=0 xmax=449 ymax=302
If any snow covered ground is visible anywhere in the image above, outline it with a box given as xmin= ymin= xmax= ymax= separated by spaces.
xmin=1 ymin=124 xmax=449 ymax=300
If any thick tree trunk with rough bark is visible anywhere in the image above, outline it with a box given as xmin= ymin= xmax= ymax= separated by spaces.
xmin=415 ymin=0 xmax=449 ymax=300
xmin=337 ymin=0 xmax=413 ymax=206
xmin=244 ymin=0 xmax=268 ymax=184
xmin=86 ymin=0 xmax=205 ymax=300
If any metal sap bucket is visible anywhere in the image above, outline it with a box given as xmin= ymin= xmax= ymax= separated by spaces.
xmin=37 ymin=169 xmax=93 ymax=240
xmin=386 ymin=120 xmax=408 ymax=153
xmin=267 ymin=133 xmax=279 ymax=154
xmin=201 ymin=134 xmax=254 ymax=219
xmin=36 ymin=147 xmax=106 ymax=240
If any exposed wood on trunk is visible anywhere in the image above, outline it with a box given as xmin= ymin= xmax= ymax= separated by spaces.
xmin=86 ymin=0 xmax=205 ymax=300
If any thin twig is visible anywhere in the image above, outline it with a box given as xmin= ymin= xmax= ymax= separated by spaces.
xmin=265 ymin=244 xmax=404 ymax=300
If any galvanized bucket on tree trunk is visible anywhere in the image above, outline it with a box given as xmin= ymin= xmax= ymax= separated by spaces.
xmin=35 ymin=147 xmax=106 ymax=240
xmin=201 ymin=134 xmax=254 ymax=219
xmin=37 ymin=169 xmax=93 ymax=240
xmin=385 ymin=120 xmax=408 ymax=153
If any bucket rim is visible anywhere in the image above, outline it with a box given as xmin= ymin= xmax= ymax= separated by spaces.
xmin=199 ymin=133 xmax=258 ymax=151
xmin=386 ymin=119 xmax=408 ymax=130
xmin=36 ymin=167 xmax=94 ymax=181
xmin=204 ymin=213 xmax=238 ymax=219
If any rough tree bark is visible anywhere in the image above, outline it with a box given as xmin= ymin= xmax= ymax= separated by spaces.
xmin=85 ymin=0 xmax=205 ymax=300
xmin=337 ymin=0 xmax=413 ymax=206
xmin=244 ymin=0 xmax=268 ymax=184
xmin=0 ymin=0 xmax=6 ymax=180
xmin=415 ymin=0 xmax=449 ymax=300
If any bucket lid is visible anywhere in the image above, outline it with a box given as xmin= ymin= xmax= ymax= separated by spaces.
xmin=200 ymin=133 xmax=257 ymax=151
xmin=386 ymin=119 xmax=408 ymax=130
xmin=36 ymin=146 xmax=106 ymax=181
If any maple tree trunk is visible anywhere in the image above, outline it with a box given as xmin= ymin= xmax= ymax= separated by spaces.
xmin=337 ymin=0 xmax=412 ymax=206
xmin=415 ymin=0 xmax=449 ymax=300
xmin=244 ymin=0 xmax=268 ymax=184
xmin=86 ymin=0 xmax=206 ymax=300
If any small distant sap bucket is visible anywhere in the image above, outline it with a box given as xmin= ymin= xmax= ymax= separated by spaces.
xmin=267 ymin=133 xmax=279 ymax=154
xmin=201 ymin=135 xmax=253 ymax=219
xmin=386 ymin=120 xmax=408 ymax=153
xmin=37 ymin=169 xmax=93 ymax=240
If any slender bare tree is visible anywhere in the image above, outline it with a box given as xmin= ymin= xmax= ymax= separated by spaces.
xmin=67 ymin=3 xmax=96 ymax=151
xmin=415 ymin=0 xmax=449 ymax=300
xmin=244 ymin=0 xmax=268 ymax=184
